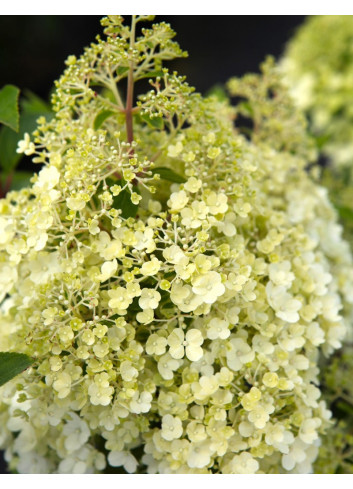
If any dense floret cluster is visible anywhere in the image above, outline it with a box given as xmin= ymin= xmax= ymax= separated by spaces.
xmin=1 ymin=16 xmax=353 ymax=474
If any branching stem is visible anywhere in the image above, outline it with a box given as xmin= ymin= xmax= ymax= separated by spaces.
xmin=107 ymin=66 xmax=124 ymax=109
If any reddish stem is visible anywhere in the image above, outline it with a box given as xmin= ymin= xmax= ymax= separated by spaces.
xmin=0 ymin=172 xmax=13 ymax=198
xmin=125 ymin=16 xmax=136 ymax=155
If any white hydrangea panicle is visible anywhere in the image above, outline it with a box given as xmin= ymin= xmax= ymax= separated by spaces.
xmin=0 ymin=15 xmax=352 ymax=475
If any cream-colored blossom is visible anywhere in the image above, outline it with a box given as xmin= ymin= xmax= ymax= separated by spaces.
xmin=205 ymin=191 xmax=228 ymax=214
xmin=130 ymin=391 xmax=153 ymax=414
xmin=139 ymin=288 xmax=161 ymax=310
xmin=161 ymin=415 xmax=183 ymax=441
xmin=17 ymin=133 xmax=35 ymax=155
xmin=192 ymin=271 xmax=225 ymax=304
xmin=141 ymin=257 xmax=161 ymax=276
xmin=168 ymin=328 xmax=203 ymax=361
xmin=170 ymin=283 xmax=203 ymax=312
xmin=184 ymin=177 xmax=202 ymax=193
xmin=227 ymin=452 xmax=259 ymax=474
xmin=167 ymin=190 xmax=189 ymax=211
xmin=146 ymin=334 xmax=168 ymax=356
xmin=108 ymin=287 xmax=132 ymax=311
xmin=88 ymin=382 xmax=114 ymax=406
xmin=108 ymin=451 xmax=138 ymax=473
xmin=136 ymin=308 xmax=154 ymax=324
xmin=266 ymin=282 xmax=302 ymax=323
xmin=226 ymin=338 xmax=255 ymax=371
xmin=206 ymin=318 xmax=230 ymax=340
xmin=63 ymin=413 xmax=90 ymax=453
xmin=99 ymin=259 xmax=118 ymax=281
xmin=52 ymin=372 xmax=72 ymax=399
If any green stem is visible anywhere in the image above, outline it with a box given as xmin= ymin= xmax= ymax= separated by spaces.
xmin=107 ymin=67 xmax=124 ymax=109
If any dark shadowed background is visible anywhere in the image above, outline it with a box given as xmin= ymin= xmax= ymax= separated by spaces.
xmin=0 ymin=14 xmax=306 ymax=474
xmin=0 ymin=16 xmax=307 ymax=99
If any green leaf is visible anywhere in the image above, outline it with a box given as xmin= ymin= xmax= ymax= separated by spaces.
xmin=341 ymin=165 xmax=352 ymax=186
xmin=0 ymin=85 xmax=20 ymax=132
xmin=94 ymin=110 xmax=115 ymax=130
xmin=141 ymin=113 xmax=164 ymax=130
xmin=314 ymin=132 xmax=330 ymax=151
xmin=0 ymin=352 xmax=34 ymax=387
xmin=21 ymin=90 xmax=52 ymax=114
xmin=336 ymin=400 xmax=353 ymax=416
xmin=238 ymin=100 xmax=254 ymax=117
xmin=116 ymin=66 xmax=129 ymax=77
xmin=106 ymin=177 xmax=140 ymax=219
xmin=136 ymin=70 xmax=164 ymax=80
xmin=206 ymin=84 xmax=229 ymax=103
xmin=0 ymin=125 xmax=22 ymax=172
xmin=336 ymin=205 xmax=353 ymax=222
xmin=10 ymin=171 xmax=33 ymax=190
xmin=135 ymin=327 xmax=150 ymax=343
xmin=114 ymin=187 xmax=139 ymax=219
xmin=151 ymin=166 xmax=186 ymax=183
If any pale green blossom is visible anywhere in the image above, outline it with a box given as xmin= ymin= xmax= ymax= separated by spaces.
xmin=226 ymin=452 xmax=259 ymax=474
xmin=161 ymin=414 xmax=183 ymax=441
xmin=206 ymin=318 xmax=230 ymax=340
xmin=139 ymin=288 xmax=161 ymax=310
xmin=63 ymin=413 xmax=90 ymax=453
xmin=146 ymin=334 xmax=168 ymax=356
xmin=167 ymin=328 xmax=204 ymax=362
xmin=226 ymin=338 xmax=255 ymax=371
xmin=191 ymin=271 xmax=225 ymax=304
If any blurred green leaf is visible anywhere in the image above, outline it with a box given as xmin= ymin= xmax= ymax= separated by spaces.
xmin=151 ymin=166 xmax=186 ymax=183
xmin=341 ymin=165 xmax=352 ymax=186
xmin=94 ymin=110 xmax=115 ymax=130
xmin=116 ymin=66 xmax=129 ymax=76
xmin=0 ymin=85 xmax=20 ymax=132
xmin=0 ymin=125 xmax=22 ymax=172
xmin=10 ymin=171 xmax=33 ymax=190
xmin=238 ymin=100 xmax=254 ymax=117
xmin=137 ymin=70 xmax=164 ymax=80
xmin=336 ymin=401 xmax=353 ymax=416
xmin=336 ymin=205 xmax=353 ymax=222
xmin=21 ymin=90 xmax=52 ymax=114
xmin=206 ymin=84 xmax=229 ymax=103
xmin=0 ymin=352 xmax=33 ymax=387
xmin=314 ymin=132 xmax=330 ymax=151
xmin=141 ymin=113 xmax=164 ymax=129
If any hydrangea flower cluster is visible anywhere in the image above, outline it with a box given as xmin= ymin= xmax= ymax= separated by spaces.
xmin=282 ymin=16 xmax=353 ymax=251
xmin=282 ymin=16 xmax=353 ymax=473
xmin=282 ymin=15 xmax=353 ymax=167
xmin=0 ymin=16 xmax=353 ymax=474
